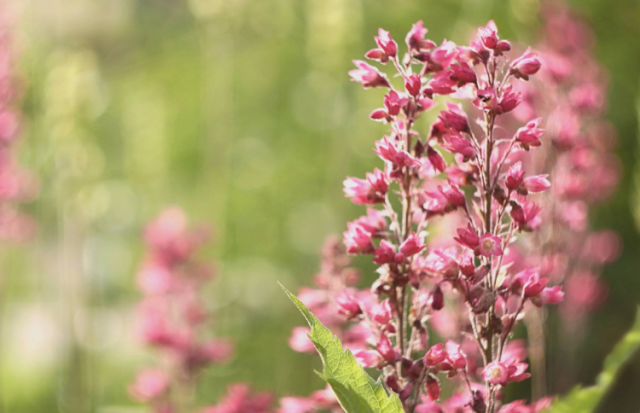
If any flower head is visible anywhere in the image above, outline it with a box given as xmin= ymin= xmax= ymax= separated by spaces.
xmin=349 ymin=60 xmax=390 ymax=89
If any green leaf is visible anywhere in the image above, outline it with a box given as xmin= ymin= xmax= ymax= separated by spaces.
xmin=544 ymin=307 xmax=640 ymax=413
xmin=280 ymin=283 xmax=405 ymax=413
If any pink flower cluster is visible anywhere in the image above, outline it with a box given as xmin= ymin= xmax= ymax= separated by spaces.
xmin=286 ymin=19 xmax=567 ymax=413
xmin=131 ymin=208 xmax=272 ymax=413
xmin=0 ymin=9 xmax=37 ymax=242
xmin=511 ymin=2 xmax=621 ymax=324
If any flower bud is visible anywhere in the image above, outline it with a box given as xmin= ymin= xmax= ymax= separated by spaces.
xmin=425 ymin=376 xmax=441 ymax=401
xmin=375 ymin=29 xmax=398 ymax=58
xmin=429 ymin=284 xmax=444 ymax=311
xmin=511 ymin=47 xmax=541 ymax=79
xmin=404 ymin=74 xmax=422 ymax=97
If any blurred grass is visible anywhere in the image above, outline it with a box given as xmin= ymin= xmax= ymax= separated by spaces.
xmin=0 ymin=0 xmax=639 ymax=411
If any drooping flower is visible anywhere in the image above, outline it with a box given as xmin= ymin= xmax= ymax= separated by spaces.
xmin=349 ymin=60 xmax=390 ymax=88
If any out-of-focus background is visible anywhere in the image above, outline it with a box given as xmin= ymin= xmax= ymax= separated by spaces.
xmin=2 ymin=0 xmax=640 ymax=412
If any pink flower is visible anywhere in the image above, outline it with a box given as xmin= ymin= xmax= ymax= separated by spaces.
xmin=369 ymin=299 xmax=393 ymax=325
xmin=349 ymin=60 xmax=390 ymax=89
xmin=477 ymin=20 xmax=499 ymax=49
xmin=509 ymin=200 xmax=542 ymax=231
xmin=352 ymin=208 xmax=387 ymax=235
xmin=437 ymin=103 xmax=470 ymax=133
xmin=336 ymin=291 xmax=362 ymax=318
xmin=429 ymin=40 xmax=458 ymax=69
xmin=288 ymin=327 xmax=315 ymax=353
xmin=399 ymin=232 xmax=426 ymax=257
xmin=515 ymin=118 xmax=544 ymax=147
xmin=523 ymin=175 xmax=551 ymax=193
xmin=482 ymin=362 xmax=508 ymax=385
xmin=505 ymin=162 xmax=524 ymax=191
xmin=497 ymin=85 xmax=522 ymax=114
xmin=384 ymin=91 xmax=408 ymax=116
xmin=539 ymin=286 xmax=564 ymax=305
xmin=428 ymin=71 xmax=456 ymax=95
xmin=365 ymin=48 xmax=390 ymax=64
xmin=510 ymin=47 xmax=541 ymax=79
xmin=278 ymin=397 xmax=316 ymax=413
xmin=425 ymin=376 xmax=441 ymax=401
xmin=375 ymin=28 xmax=397 ymax=57
xmin=354 ymin=349 xmax=382 ymax=368
xmin=374 ymin=239 xmax=396 ymax=264
xmin=440 ymin=183 xmax=466 ymax=208
xmin=449 ymin=62 xmax=477 ymax=86
xmin=130 ymin=369 xmax=170 ymax=401
xmin=479 ymin=234 xmax=502 ymax=257
xmin=376 ymin=333 xmax=398 ymax=364
xmin=343 ymin=169 xmax=388 ymax=205
xmin=343 ymin=222 xmax=374 ymax=254
xmin=405 ymin=73 xmax=422 ymax=96
xmin=523 ymin=272 xmax=548 ymax=297
xmin=374 ymin=136 xmax=420 ymax=168
xmin=426 ymin=147 xmax=446 ymax=172
xmin=405 ymin=21 xmax=435 ymax=51
xmin=424 ymin=343 xmax=448 ymax=367
xmin=420 ymin=249 xmax=459 ymax=278
xmin=511 ymin=268 xmax=548 ymax=298
xmin=441 ymin=133 xmax=476 ymax=161
xmin=484 ymin=360 xmax=530 ymax=386
xmin=454 ymin=224 xmax=479 ymax=250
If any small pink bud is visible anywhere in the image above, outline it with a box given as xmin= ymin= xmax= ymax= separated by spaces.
xmin=425 ymin=376 xmax=440 ymax=401
xmin=364 ymin=48 xmax=389 ymax=63
xmin=369 ymin=108 xmax=388 ymax=121
xmin=429 ymin=284 xmax=444 ymax=311
xmin=496 ymin=40 xmax=511 ymax=52
xmin=385 ymin=375 xmax=401 ymax=393
xmin=405 ymin=21 xmax=436 ymax=51
xmin=375 ymin=28 xmax=398 ymax=58
xmin=478 ymin=20 xmax=499 ymax=49
xmin=405 ymin=74 xmax=422 ymax=97
xmin=523 ymin=175 xmax=551 ymax=193
xmin=505 ymin=162 xmax=524 ymax=191
xmin=511 ymin=47 xmax=541 ymax=79
xmin=454 ymin=225 xmax=479 ymax=250
xmin=377 ymin=333 xmax=398 ymax=364
xmin=427 ymin=147 xmax=446 ymax=172
xmin=399 ymin=232 xmax=425 ymax=257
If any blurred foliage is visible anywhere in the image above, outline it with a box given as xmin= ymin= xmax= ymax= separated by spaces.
xmin=545 ymin=307 xmax=640 ymax=413
xmin=0 ymin=0 xmax=639 ymax=412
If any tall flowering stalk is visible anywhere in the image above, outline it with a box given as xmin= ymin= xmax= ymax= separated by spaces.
xmin=513 ymin=2 xmax=621 ymax=394
xmin=284 ymin=21 xmax=563 ymax=413
xmin=130 ymin=208 xmax=273 ymax=413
